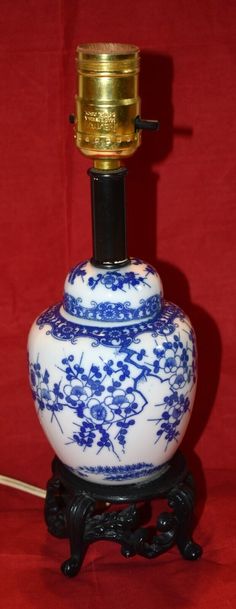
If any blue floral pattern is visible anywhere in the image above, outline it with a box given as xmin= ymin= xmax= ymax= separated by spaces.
xmin=29 ymin=363 xmax=64 ymax=433
xmin=63 ymin=293 xmax=162 ymax=322
xmin=30 ymin=309 xmax=196 ymax=460
xmin=87 ymin=268 xmax=152 ymax=292
xmin=68 ymin=259 xmax=157 ymax=292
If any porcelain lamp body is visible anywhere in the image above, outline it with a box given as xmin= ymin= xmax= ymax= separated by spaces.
xmin=28 ymin=259 xmax=197 ymax=485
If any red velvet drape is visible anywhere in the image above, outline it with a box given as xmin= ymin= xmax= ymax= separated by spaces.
xmin=0 ymin=1 xmax=235 ymax=607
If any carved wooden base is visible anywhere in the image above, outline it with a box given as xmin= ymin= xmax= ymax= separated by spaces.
xmin=44 ymin=451 xmax=202 ymax=577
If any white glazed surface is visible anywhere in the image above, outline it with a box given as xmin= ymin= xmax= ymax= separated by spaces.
xmin=28 ymin=260 xmax=197 ymax=486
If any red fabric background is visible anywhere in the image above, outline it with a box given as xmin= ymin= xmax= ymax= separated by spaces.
xmin=0 ymin=1 xmax=235 ymax=607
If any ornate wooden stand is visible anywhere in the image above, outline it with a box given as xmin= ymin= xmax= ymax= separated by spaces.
xmin=44 ymin=451 xmax=202 ymax=577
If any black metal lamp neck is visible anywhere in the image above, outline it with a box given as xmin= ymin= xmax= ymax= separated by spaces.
xmin=88 ymin=167 xmax=129 ymax=269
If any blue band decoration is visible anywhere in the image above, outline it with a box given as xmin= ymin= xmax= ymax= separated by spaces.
xmin=67 ymin=461 xmax=168 ymax=482
xmin=36 ymin=302 xmax=183 ymax=347
xmin=63 ymin=293 xmax=162 ymax=322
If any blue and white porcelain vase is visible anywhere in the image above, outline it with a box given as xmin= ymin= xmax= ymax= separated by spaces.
xmin=28 ymin=258 xmax=197 ymax=485
xmin=28 ymin=43 xmax=197 ymax=486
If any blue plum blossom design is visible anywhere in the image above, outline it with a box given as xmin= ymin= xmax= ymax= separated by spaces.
xmin=30 ymin=361 xmax=65 ymax=432
xmin=64 ymin=378 xmax=93 ymax=406
xmin=29 ymin=314 xmax=196 ymax=459
xmin=59 ymin=355 xmax=147 ymax=457
xmin=67 ymin=258 xmax=158 ymax=293
xmin=149 ymin=392 xmax=191 ymax=448
xmin=87 ymin=269 xmax=152 ymax=292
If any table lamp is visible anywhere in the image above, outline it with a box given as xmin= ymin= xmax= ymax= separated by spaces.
xmin=28 ymin=43 xmax=202 ymax=577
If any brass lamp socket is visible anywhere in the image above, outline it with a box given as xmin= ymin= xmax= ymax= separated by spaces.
xmin=75 ymin=43 xmax=141 ymax=168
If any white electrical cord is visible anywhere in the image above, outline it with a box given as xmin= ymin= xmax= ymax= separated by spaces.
xmin=0 ymin=475 xmax=110 ymax=506
xmin=0 ymin=475 xmax=46 ymax=498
